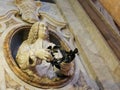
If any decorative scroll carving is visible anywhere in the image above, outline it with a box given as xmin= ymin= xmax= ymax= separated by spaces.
xmin=15 ymin=0 xmax=41 ymax=23
xmin=0 ymin=0 xmax=92 ymax=89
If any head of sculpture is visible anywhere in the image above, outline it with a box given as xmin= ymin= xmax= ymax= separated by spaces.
xmin=38 ymin=22 xmax=49 ymax=40
xmin=27 ymin=22 xmax=49 ymax=44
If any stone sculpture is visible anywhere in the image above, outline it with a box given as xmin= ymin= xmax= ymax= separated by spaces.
xmin=0 ymin=0 xmax=93 ymax=89
xmin=15 ymin=0 xmax=41 ymax=23
xmin=16 ymin=22 xmax=74 ymax=80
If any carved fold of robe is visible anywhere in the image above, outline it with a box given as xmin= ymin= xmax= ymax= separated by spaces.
xmin=16 ymin=38 xmax=74 ymax=79
xmin=16 ymin=41 xmax=32 ymax=70
xmin=34 ymin=39 xmax=74 ymax=78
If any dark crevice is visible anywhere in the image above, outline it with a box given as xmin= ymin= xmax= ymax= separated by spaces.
xmin=36 ymin=0 xmax=55 ymax=3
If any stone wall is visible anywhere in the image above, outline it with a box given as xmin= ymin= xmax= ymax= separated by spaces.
xmin=55 ymin=0 xmax=120 ymax=89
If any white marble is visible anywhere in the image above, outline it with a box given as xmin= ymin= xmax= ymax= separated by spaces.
xmin=0 ymin=0 xmax=18 ymax=16
xmin=0 ymin=0 xmax=115 ymax=90
xmin=0 ymin=0 xmax=95 ymax=90
xmin=0 ymin=61 xmax=6 ymax=90
xmin=39 ymin=2 xmax=65 ymax=22
xmin=55 ymin=0 xmax=120 ymax=90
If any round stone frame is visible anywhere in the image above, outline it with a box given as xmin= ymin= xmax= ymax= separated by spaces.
xmin=3 ymin=25 xmax=74 ymax=89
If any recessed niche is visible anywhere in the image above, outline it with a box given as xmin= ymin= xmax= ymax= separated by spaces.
xmin=4 ymin=25 xmax=73 ymax=89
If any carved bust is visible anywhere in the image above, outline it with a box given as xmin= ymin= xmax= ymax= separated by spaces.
xmin=16 ymin=22 xmax=74 ymax=81
xmin=1 ymin=0 xmax=92 ymax=89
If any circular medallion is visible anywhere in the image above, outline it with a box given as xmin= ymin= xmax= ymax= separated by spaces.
xmin=4 ymin=25 xmax=74 ymax=89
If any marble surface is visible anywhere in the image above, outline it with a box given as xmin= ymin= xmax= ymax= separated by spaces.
xmin=1 ymin=0 xmax=119 ymax=90
xmin=39 ymin=2 xmax=65 ymax=22
xmin=56 ymin=0 xmax=120 ymax=89
xmin=0 ymin=0 xmax=18 ymax=16
xmin=0 ymin=0 xmax=93 ymax=90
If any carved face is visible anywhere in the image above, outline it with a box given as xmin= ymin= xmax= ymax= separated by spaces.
xmin=38 ymin=23 xmax=49 ymax=39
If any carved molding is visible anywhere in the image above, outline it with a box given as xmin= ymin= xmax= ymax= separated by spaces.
xmin=0 ymin=10 xmax=18 ymax=21
xmin=3 ymin=25 xmax=73 ymax=88
xmin=0 ymin=0 xmax=92 ymax=89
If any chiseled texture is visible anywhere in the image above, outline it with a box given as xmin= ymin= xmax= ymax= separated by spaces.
xmin=15 ymin=0 xmax=40 ymax=23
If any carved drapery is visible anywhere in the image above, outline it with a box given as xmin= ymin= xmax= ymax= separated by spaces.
xmin=0 ymin=0 xmax=92 ymax=89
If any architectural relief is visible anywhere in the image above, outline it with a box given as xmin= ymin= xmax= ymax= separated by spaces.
xmin=16 ymin=22 xmax=74 ymax=81
xmin=15 ymin=0 xmax=41 ymax=23
xmin=0 ymin=0 xmax=93 ymax=90
xmin=5 ymin=71 xmax=21 ymax=90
